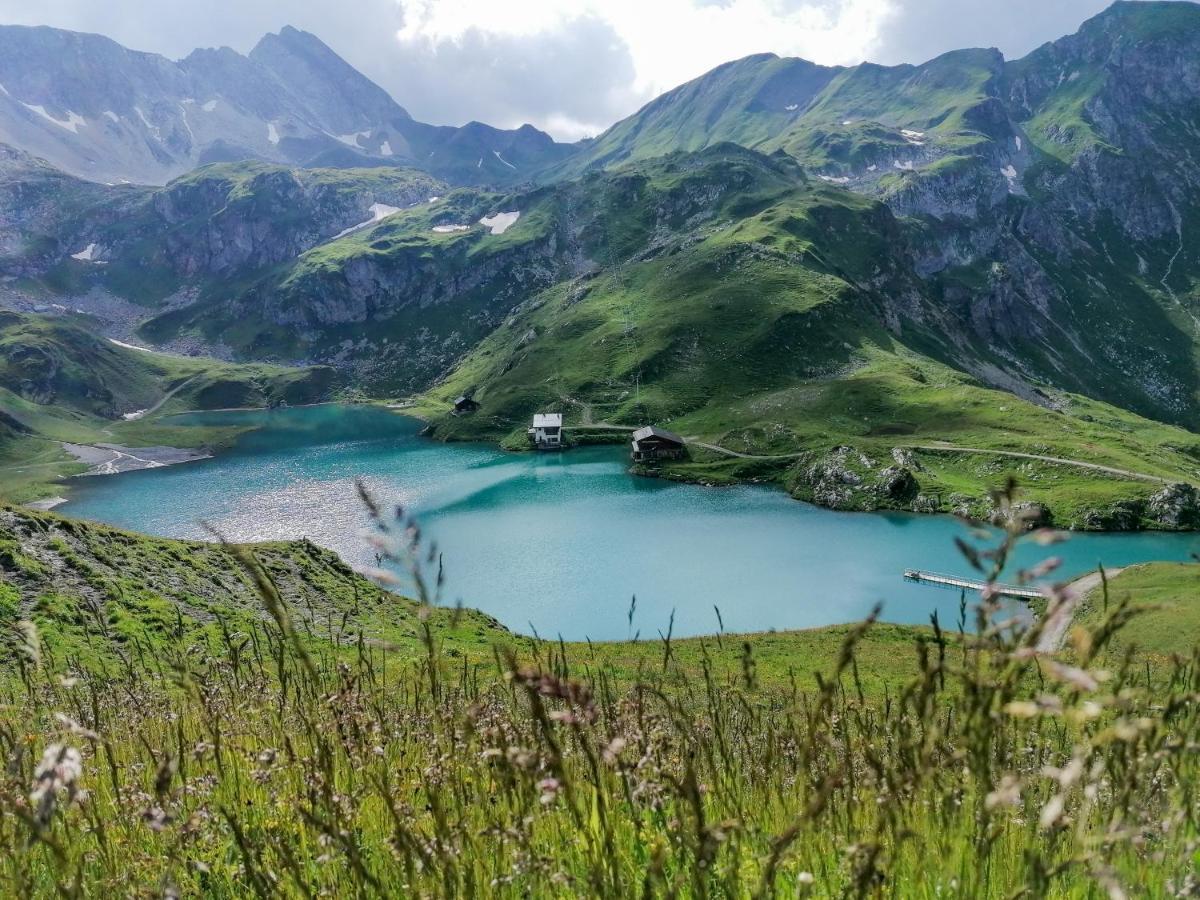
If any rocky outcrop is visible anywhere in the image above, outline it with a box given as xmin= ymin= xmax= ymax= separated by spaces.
xmin=1075 ymin=483 xmax=1200 ymax=531
xmin=1147 ymin=483 xmax=1200 ymax=529
xmin=789 ymin=446 xmax=924 ymax=512
xmin=150 ymin=166 xmax=443 ymax=278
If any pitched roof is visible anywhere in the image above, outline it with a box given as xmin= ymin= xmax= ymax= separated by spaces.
xmin=632 ymin=425 xmax=684 ymax=445
xmin=532 ymin=413 xmax=563 ymax=428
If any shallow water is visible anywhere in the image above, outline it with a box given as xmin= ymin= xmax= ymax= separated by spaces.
xmin=59 ymin=405 xmax=1200 ymax=640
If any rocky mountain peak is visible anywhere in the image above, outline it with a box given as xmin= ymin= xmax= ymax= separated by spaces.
xmin=249 ymin=26 xmax=410 ymax=129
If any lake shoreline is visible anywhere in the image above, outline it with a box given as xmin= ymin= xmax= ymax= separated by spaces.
xmin=32 ymin=399 xmax=1200 ymax=536
xmin=405 ymin=406 xmax=1200 ymax=534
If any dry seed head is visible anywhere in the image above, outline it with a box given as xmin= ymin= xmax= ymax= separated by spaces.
xmin=1039 ymin=794 xmax=1065 ymax=830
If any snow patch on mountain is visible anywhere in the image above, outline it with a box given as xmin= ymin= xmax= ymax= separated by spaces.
xmin=333 ymin=131 xmax=369 ymax=148
xmin=22 ymin=102 xmax=86 ymax=133
xmin=71 ymin=243 xmax=100 ymax=262
xmin=329 ymin=203 xmax=401 ymax=241
xmin=109 ymin=339 xmax=152 ymax=352
xmin=479 ymin=211 xmax=520 ymax=235
xmin=178 ymin=104 xmax=195 ymax=141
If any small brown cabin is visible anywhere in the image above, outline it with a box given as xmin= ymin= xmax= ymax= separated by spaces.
xmin=631 ymin=425 xmax=686 ymax=461
xmin=453 ymin=395 xmax=480 ymax=414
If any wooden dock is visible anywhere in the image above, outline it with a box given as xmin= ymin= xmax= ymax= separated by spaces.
xmin=903 ymin=569 xmax=1043 ymax=600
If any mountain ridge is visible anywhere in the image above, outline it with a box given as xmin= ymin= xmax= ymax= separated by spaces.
xmin=0 ymin=22 xmax=571 ymax=186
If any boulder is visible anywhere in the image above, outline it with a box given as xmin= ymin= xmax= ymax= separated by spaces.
xmin=1147 ymin=483 xmax=1200 ymax=528
xmin=877 ymin=466 xmax=919 ymax=502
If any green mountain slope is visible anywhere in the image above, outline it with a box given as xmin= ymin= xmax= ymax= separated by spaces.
xmin=534 ymin=3 xmax=1200 ymax=429
xmin=549 ymin=54 xmax=840 ymax=175
xmin=409 ymin=151 xmax=1200 ymax=528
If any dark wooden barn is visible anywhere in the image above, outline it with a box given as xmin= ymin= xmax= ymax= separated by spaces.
xmin=631 ymin=425 xmax=686 ymax=461
xmin=453 ymin=395 xmax=480 ymax=413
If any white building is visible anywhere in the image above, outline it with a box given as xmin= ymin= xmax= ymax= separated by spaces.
xmin=528 ymin=413 xmax=564 ymax=449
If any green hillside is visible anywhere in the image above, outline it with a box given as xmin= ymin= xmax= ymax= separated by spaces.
xmin=1074 ymin=561 xmax=1200 ymax=660
xmin=526 ymin=3 xmax=1200 ymax=433
xmin=411 ymin=149 xmax=1200 ymax=528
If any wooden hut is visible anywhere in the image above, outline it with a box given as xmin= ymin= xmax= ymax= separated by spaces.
xmin=453 ymin=394 xmax=480 ymax=414
xmin=631 ymin=425 xmax=686 ymax=461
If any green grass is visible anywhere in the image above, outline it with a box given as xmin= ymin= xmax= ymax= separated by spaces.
xmin=0 ymin=505 xmax=934 ymax=697
xmin=1074 ymin=561 xmax=1200 ymax=662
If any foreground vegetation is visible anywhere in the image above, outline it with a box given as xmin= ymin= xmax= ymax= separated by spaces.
xmin=1 ymin=488 xmax=1198 ymax=896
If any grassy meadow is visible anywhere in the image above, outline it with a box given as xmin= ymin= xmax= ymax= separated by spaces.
xmin=1 ymin=488 xmax=1198 ymax=896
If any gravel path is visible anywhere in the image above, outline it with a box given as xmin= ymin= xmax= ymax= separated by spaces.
xmin=912 ymin=443 xmax=1168 ymax=483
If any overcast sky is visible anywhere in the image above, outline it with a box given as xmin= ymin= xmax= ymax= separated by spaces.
xmin=0 ymin=0 xmax=1186 ymax=140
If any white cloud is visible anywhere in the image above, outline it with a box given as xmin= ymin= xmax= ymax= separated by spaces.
xmin=395 ymin=0 xmax=895 ymax=106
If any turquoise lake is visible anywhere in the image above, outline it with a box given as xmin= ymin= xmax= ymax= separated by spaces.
xmin=59 ymin=405 xmax=1200 ymax=640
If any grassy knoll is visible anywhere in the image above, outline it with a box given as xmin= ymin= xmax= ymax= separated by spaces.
xmin=0 ymin=506 xmax=931 ymax=695
xmin=1 ymin=497 xmax=1198 ymax=896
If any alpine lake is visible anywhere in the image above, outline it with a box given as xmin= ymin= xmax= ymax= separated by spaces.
xmin=59 ymin=404 xmax=1200 ymax=641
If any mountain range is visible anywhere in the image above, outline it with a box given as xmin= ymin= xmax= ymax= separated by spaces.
xmin=3 ymin=1 xmax=1200 ymax=526
xmin=0 ymin=24 xmax=572 ymax=186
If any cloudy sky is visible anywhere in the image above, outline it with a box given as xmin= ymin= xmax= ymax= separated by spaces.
xmin=0 ymin=0 xmax=1183 ymax=139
